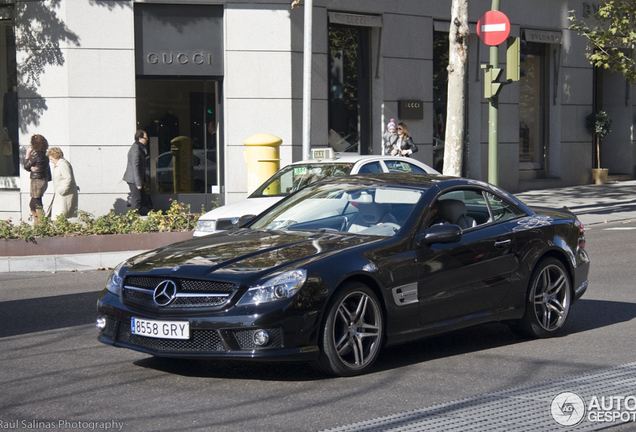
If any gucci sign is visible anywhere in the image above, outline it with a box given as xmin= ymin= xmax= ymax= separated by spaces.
xmin=399 ymin=100 xmax=424 ymax=120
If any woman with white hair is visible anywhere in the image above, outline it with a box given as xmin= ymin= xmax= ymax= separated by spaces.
xmin=46 ymin=146 xmax=78 ymax=219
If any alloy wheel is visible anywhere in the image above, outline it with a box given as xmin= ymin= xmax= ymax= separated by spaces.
xmin=532 ymin=263 xmax=571 ymax=332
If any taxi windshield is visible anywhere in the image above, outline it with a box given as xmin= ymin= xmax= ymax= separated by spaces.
xmin=249 ymin=163 xmax=353 ymax=198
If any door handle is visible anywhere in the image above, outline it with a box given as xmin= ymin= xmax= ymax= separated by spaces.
xmin=494 ymin=239 xmax=511 ymax=247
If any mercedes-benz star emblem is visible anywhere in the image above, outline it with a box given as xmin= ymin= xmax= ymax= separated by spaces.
xmin=153 ymin=280 xmax=178 ymax=307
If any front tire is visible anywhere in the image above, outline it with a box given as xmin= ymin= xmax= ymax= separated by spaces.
xmin=316 ymin=283 xmax=384 ymax=376
xmin=512 ymin=257 xmax=572 ymax=338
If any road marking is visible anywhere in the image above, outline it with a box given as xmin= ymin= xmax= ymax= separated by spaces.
xmin=322 ymin=362 xmax=636 ymax=432
xmin=603 ymin=227 xmax=636 ymax=230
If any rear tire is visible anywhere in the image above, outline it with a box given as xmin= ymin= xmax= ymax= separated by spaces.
xmin=315 ymin=282 xmax=383 ymax=376
xmin=511 ymin=257 xmax=572 ymax=338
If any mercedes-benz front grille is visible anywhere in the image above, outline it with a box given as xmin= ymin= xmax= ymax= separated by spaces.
xmin=122 ymin=276 xmax=236 ymax=310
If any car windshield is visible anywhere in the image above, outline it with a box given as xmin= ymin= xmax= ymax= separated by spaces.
xmin=250 ymin=182 xmax=424 ymax=237
xmin=249 ymin=163 xmax=354 ymax=198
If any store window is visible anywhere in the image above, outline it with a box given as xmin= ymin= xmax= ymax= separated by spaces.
xmin=519 ymin=40 xmax=547 ymax=174
xmin=134 ymin=4 xmax=223 ymax=205
xmin=135 ymin=79 xmax=219 ymax=195
xmin=0 ymin=9 xmax=17 ymax=178
xmin=328 ymin=14 xmax=376 ymax=155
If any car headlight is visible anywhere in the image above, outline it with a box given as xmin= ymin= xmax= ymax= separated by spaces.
xmin=196 ymin=220 xmax=216 ymax=232
xmin=105 ymin=261 xmax=128 ymax=295
xmin=237 ymin=269 xmax=307 ymax=306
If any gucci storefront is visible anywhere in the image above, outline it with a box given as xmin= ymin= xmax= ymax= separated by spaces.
xmin=0 ymin=1 xmax=632 ymax=222
xmin=134 ymin=4 xmax=224 ymax=211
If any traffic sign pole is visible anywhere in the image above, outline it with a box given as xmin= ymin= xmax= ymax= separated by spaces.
xmin=478 ymin=3 xmax=519 ymax=186
xmin=488 ymin=41 xmax=499 ymax=186
xmin=485 ymin=0 xmax=503 ymax=186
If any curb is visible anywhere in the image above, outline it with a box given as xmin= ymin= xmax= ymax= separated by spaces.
xmin=0 ymin=250 xmax=144 ymax=273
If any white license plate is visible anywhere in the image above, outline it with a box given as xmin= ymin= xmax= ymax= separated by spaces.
xmin=131 ymin=317 xmax=190 ymax=340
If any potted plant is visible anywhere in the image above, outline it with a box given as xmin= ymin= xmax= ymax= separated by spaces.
xmin=585 ymin=110 xmax=612 ymax=184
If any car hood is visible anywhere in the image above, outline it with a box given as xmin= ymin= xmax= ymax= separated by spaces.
xmin=198 ymin=197 xmax=282 ymax=221
xmin=126 ymin=229 xmax=379 ymax=279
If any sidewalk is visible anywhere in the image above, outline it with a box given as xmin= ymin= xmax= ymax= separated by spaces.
xmin=1 ymin=180 xmax=634 ymax=273
xmin=516 ymin=179 xmax=636 ymax=227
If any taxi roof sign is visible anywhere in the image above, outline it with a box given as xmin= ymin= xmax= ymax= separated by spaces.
xmin=311 ymin=148 xmax=335 ymax=160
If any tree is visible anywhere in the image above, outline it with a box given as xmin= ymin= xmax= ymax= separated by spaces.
xmin=585 ymin=110 xmax=612 ymax=170
xmin=569 ymin=0 xmax=636 ymax=83
xmin=442 ymin=0 xmax=469 ymax=176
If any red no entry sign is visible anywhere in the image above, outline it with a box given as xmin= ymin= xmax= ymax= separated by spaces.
xmin=477 ymin=10 xmax=511 ymax=46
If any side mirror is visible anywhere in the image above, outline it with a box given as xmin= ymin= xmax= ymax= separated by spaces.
xmin=417 ymin=224 xmax=462 ymax=246
xmin=235 ymin=214 xmax=256 ymax=228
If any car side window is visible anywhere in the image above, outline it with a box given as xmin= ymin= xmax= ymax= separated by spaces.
xmin=426 ymin=189 xmax=489 ymax=229
xmin=357 ymin=162 xmax=383 ymax=174
xmin=485 ymin=192 xmax=525 ymax=222
xmin=384 ymin=160 xmax=426 ymax=174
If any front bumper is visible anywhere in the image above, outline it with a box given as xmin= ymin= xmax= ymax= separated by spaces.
xmin=96 ymin=290 xmax=320 ymax=361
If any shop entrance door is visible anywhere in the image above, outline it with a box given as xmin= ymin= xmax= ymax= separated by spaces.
xmin=136 ymin=78 xmax=221 ymax=212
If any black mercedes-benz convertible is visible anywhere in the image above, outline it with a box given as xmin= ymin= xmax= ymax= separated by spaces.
xmin=97 ymin=174 xmax=589 ymax=376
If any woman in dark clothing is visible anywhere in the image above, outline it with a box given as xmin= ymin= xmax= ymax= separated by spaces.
xmin=23 ymin=134 xmax=51 ymax=222
xmin=391 ymin=122 xmax=418 ymax=157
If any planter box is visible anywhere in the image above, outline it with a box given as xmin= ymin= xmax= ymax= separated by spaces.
xmin=0 ymin=231 xmax=194 ymax=257
xmin=592 ymin=168 xmax=609 ymax=185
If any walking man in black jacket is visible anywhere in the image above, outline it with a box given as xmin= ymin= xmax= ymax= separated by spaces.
xmin=123 ymin=130 xmax=152 ymax=215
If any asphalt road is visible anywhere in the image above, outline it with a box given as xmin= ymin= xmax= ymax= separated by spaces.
xmin=0 ymin=220 xmax=634 ymax=431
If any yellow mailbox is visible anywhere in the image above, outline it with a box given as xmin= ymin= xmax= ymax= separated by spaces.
xmin=243 ymin=133 xmax=282 ymax=195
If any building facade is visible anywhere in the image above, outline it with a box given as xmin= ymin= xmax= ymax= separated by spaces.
xmin=0 ymin=0 xmax=633 ymax=220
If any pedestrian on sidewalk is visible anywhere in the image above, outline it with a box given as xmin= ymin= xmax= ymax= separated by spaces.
xmin=123 ymin=130 xmax=152 ymax=216
xmin=391 ymin=122 xmax=418 ymax=157
xmin=383 ymin=119 xmax=397 ymax=155
xmin=46 ymin=146 xmax=78 ymax=219
xmin=23 ymin=134 xmax=51 ymax=223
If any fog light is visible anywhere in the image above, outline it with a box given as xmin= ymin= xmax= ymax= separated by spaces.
xmin=253 ymin=330 xmax=269 ymax=346
xmin=96 ymin=316 xmax=106 ymax=330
